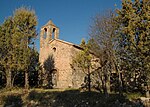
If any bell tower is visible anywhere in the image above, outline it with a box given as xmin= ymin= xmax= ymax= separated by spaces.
xmin=40 ymin=20 xmax=59 ymax=47
xmin=39 ymin=20 xmax=59 ymax=88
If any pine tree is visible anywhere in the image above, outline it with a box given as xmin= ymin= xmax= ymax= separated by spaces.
xmin=80 ymin=38 xmax=86 ymax=48
xmin=12 ymin=7 xmax=37 ymax=89
xmin=0 ymin=7 xmax=38 ymax=88
xmin=0 ymin=18 xmax=14 ymax=88
xmin=116 ymin=0 xmax=150 ymax=96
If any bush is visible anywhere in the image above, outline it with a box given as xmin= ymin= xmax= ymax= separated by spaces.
xmin=3 ymin=94 xmax=23 ymax=107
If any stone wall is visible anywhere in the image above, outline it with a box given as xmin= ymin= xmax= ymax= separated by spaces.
xmin=39 ymin=20 xmax=87 ymax=89
xmin=39 ymin=39 xmax=86 ymax=88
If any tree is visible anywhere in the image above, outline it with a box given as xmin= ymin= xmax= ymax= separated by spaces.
xmin=0 ymin=17 xmax=14 ymax=88
xmin=0 ymin=7 xmax=38 ymax=88
xmin=89 ymin=10 xmax=122 ymax=95
xmin=72 ymin=39 xmax=92 ymax=92
xmin=80 ymin=38 xmax=86 ymax=48
xmin=28 ymin=49 xmax=40 ymax=87
xmin=12 ymin=7 xmax=37 ymax=89
xmin=116 ymin=0 xmax=150 ymax=97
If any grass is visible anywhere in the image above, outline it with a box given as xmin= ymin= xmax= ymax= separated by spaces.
xmin=0 ymin=88 xmax=147 ymax=107
xmin=125 ymin=92 xmax=143 ymax=100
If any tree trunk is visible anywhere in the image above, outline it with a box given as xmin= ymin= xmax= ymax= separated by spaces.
xmin=106 ymin=73 xmax=110 ymax=94
xmin=6 ymin=69 xmax=12 ymax=88
xmin=146 ymin=90 xmax=149 ymax=98
xmin=146 ymin=84 xmax=150 ymax=98
xmin=25 ymin=71 xmax=29 ymax=89
xmin=25 ymin=33 xmax=29 ymax=89
xmin=101 ymin=75 xmax=105 ymax=93
xmin=104 ymin=74 xmax=109 ymax=97
xmin=88 ymin=67 xmax=91 ymax=92
xmin=118 ymin=71 xmax=123 ymax=95
xmin=114 ymin=62 xmax=123 ymax=95
xmin=12 ymin=73 xmax=18 ymax=87
xmin=101 ymin=67 xmax=106 ymax=94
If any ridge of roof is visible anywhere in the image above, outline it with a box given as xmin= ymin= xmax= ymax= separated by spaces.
xmin=49 ymin=39 xmax=83 ymax=50
xmin=41 ymin=20 xmax=58 ymax=28
xmin=49 ymin=39 xmax=96 ymax=56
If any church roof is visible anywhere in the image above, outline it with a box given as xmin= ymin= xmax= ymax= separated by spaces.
xmin=49 ymin=39 xmax=83 ymax=50
xmin=41 ymin=20 xmax=58 ymax=28
xmin=49 ymin=39 xmax=95 ymax=56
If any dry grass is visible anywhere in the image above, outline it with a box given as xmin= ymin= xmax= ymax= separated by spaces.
xmin=0 ymin=88 xmax=147 ymax=107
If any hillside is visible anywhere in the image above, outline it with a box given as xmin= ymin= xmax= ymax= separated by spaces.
xmin=0 ymin=88 xmax=149 ymax=107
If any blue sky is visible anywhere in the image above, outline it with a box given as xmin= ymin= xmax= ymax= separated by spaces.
xmin=0 ymin=0 xmax=122 ymax=51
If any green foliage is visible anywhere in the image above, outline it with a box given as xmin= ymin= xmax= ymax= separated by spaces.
xmin=0 ymin=7 xmax=38 ymax=88
xmin=3 ymin=94 xmax=23 ymax=107
xmin=80 ymin=38 xmax=86 ymax=48
xmin=125 ymin=92 xmax=142 ymax=100
xmin=72 ymin=39 xmax=91 ymax=74
xmin=116 ymin=0 xmax=150 ymax=94
xmin=72 ymin=39 xmax=92 ymax=91
xmin=12 ymin=7 xmax=37 ymax=70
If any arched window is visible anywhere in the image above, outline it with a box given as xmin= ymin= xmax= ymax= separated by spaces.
xmin=52 ymin=28 xmax=55 ymax=39
xmin=43 ymin=28 xmax=47 ymax=39
xmin=53 ymin=47 xmax=56 ymax=52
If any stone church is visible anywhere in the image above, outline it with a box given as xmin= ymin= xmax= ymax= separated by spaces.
xmin=39 ymin=20 xmax=86 ymax=88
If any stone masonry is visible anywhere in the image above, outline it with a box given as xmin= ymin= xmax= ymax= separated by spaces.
xmin=39 ymin=20 xmax=86 ymax=88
